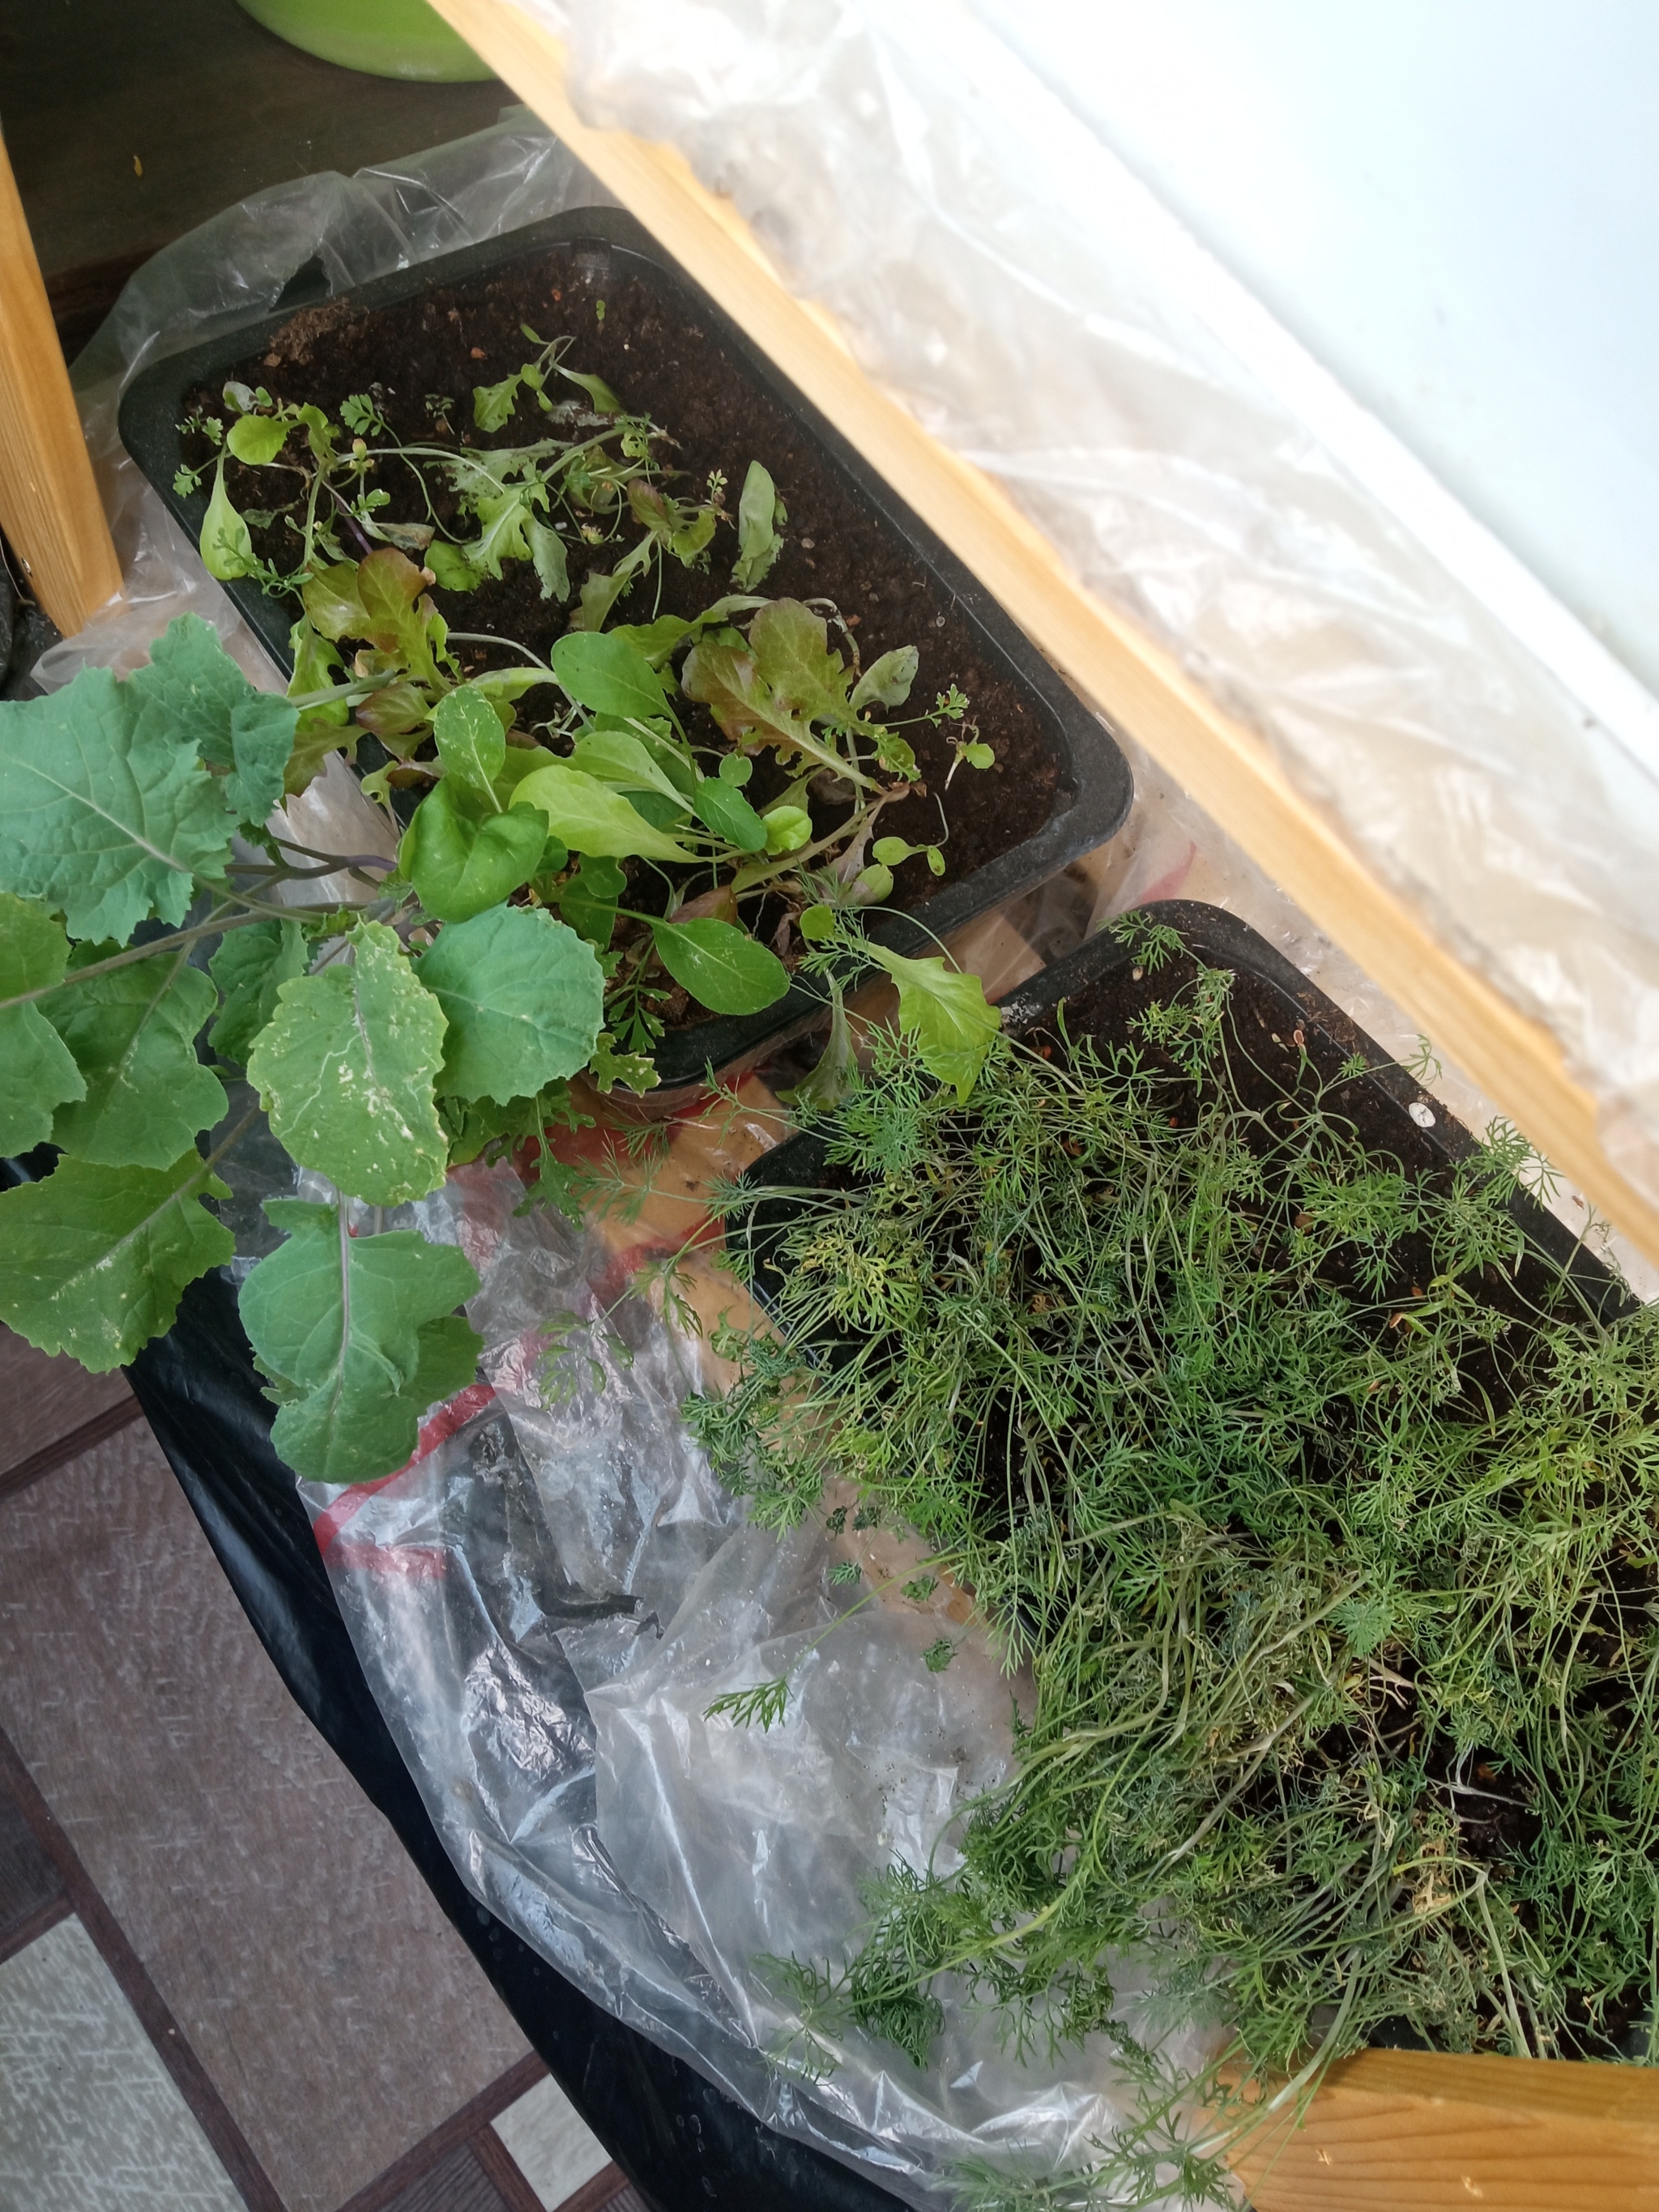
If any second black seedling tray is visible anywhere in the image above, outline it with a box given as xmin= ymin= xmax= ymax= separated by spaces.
xmin=744 ymin=897 xmax=1619 ymax=1327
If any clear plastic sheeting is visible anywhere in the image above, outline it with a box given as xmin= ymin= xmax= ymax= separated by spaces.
xmin=298 ymin=1156 xmax=1216 ymax=2207
xmin=530 ymin=0 xmax=1659 ymax=1206
xmin=37 ymin=90 xmax=1651 ymax=2201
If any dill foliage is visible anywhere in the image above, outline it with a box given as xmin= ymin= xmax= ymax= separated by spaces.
xmin=689 ymin=940 xmax=1659 ymax=2189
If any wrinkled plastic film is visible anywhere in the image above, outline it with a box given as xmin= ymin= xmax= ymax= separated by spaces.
xmin=527 ymin=0 xmax=1659 ymax=1207
xmin=293 ymin=1156 xmax=1218 ymax=2206
xmin=38 ymin=84 xmax=1621 ymax=1234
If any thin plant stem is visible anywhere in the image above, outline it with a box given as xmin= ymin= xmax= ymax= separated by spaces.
xmin=0 ymin=906 xmax=262 ymax=1011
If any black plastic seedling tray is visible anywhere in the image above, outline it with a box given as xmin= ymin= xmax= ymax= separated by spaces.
xmin=118 ymin=205 xmax=1132 ymax=1091
xmin=736 ymin=900 xmax=1628 ymax=2077
xmin=744 ymin=899 xmax=1617 ymax=1306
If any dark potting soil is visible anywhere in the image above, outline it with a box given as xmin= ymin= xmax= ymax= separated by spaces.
xmin=1043 ymin=961 xmax=1647 ymax=2056
xmin=185 ymin=245 xmax=1064 ymax=1023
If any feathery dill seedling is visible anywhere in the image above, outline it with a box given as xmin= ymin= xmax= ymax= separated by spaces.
xmin=689 ymin=931 xmax=1659 ymax=2200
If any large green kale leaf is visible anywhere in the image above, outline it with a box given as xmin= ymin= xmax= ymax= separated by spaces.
xmin=127 ymin=613 xmax=297 ymax=825
xmin=0 ymin=666 xmax=237 ymax=943
xmin=239 ymin=1198 xmax=481 ymax=1481
xmin=208 ymin=918 xmax=308 ymax=1065
xmin=246 ymin=920 xmax=449 ymax=1204
xmin=44 ymin=944 xmax=225 ymax=1167
xmin=0 ymin=893 xmax=87 ymax=1153
xmin=0 ymin=1149 xmax=233 ymax=1369
xmin=416 ymin=906 xmax=605 ymax=1104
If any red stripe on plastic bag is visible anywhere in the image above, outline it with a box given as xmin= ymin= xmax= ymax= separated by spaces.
xmin=325 ymin=1541 xmax=448 ymax=1581
xmin=313 ymin=1380 xmax=497 ymax=1559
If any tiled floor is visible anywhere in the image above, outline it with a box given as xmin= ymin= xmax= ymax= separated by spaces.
xmin=0 ymin=1916 xmax=243 ymax=2212
xmin=0 ymin=1330 xmax=137 ymax=1497
xmin=0 ymin=1324 xmax=647 ymax=2212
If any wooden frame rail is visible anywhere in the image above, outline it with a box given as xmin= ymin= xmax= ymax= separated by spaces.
xmin=426 ymin=0 xmax=1659 ymax=1276
xmin=1228 ymin=2047 xmax=1659 ymax=2210
xmin=0 ymin=130 xmax=122 ymax=634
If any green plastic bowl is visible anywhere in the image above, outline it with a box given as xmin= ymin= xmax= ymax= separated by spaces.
xmin=235 ymin=0 xmax=494 ymax=81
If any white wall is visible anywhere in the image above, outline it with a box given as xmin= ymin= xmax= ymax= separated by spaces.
xmin=970 ymin=0 xmax=1659 ymax=699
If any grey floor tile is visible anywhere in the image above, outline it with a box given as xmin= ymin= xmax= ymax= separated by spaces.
xmin=0 ymin=1760 xmax=62 ymax=1955
xmin=0 ymin=1324 xmax=134 ymax=1481
xmin=0 ymin=1424 xmax=531 ymax=2212
xmin=0 ymin=1914 xmax=242 ymax=2212
xmin=491 ymin=2075 xmax=612 ymax=2208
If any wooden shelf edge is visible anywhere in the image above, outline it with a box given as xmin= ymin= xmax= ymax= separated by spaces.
xmin=1230 ymin=2045 xmax=1659 ymax=2209
xmin=0 ymin=134 xmax=122 ymax=636
xmin=1323 ymin=2044 xmax=1659 ymax=2128
xmin=430 ymin=0 xmax=1659 ymax=1270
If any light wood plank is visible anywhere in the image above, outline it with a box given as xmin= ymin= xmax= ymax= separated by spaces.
xmin=1231 ymin=2048 xmax=1659 ymax=2209
xmin=423 ymin=0 xmax=1659 ymax=1269
xmin=0 ymin=131 xmax=122 ymax=635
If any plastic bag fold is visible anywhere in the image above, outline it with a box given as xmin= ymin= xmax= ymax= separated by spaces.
xmin=297 ymin=1159 xmax=1214 ymax=2207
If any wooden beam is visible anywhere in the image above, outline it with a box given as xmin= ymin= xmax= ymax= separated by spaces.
xmin=423 ymin=0 xmax=1659 ymax=1269
xmin=0 ymin=131 xmax=122 ymax=636
xmin=1230 ymin=2047 xmax=1659 ymax=2210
